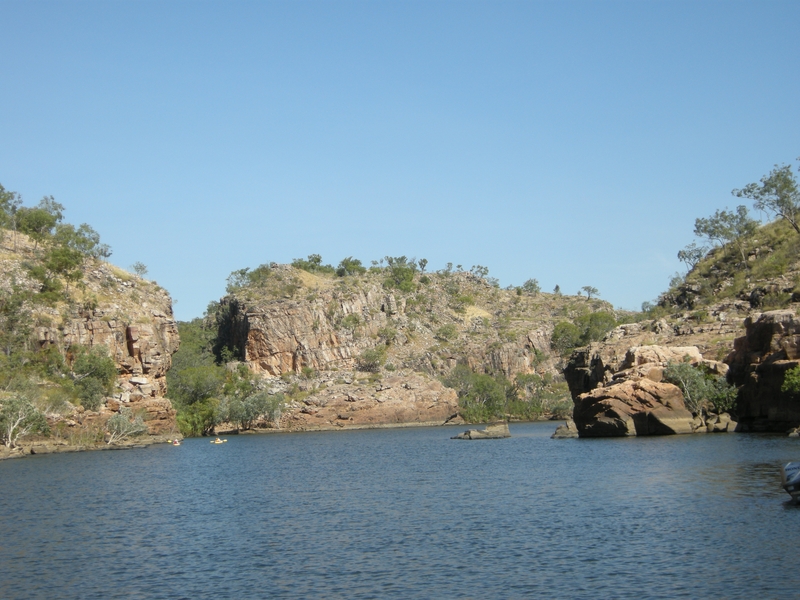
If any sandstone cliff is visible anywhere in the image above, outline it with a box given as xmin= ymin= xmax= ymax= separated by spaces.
xmin=206 ymin=263 xmax=618 ymax=428
xmin=564 ymin=314 xmax=740 ymax=400
xmin=216 ymin=265 xmax=571 ymax=381
xmin=0 ymin=233 xmax=180 ymax=451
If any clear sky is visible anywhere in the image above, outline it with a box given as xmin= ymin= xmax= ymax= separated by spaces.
xmin=1 ymin=0 xmax=798 ymax=321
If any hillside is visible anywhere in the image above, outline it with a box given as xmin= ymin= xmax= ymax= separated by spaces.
xmin=0 ymin=211 xmax=180 ymax=456
xmin=166 ymin=256 xmax=636 ymax=435
xmin=662 ymin=218 xmax=800 ymax=313
xmin=566 ymin=212 xmax=800 ymax=433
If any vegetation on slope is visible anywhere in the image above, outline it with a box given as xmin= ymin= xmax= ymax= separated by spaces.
xmin=658 ymin=159 xmax=800 ymax=314
xmin=0 ymin=184 xmax=148 ymax=448
xmin=175 ymin=254 xmax=628 ymax=428
xmin=166 ymin=319 xmax=285 ymax=436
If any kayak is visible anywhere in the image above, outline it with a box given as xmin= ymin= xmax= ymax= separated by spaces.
xmin=210 ymin=439 xmax=228 ymax=444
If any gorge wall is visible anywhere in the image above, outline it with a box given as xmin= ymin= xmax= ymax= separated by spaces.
xmin=0 ymin=234 xmax=181 ymax=440
xmin=210 ymin=264 xmax=599 ymax=430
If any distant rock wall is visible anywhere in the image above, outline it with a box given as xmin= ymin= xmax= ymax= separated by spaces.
xmin=221 ymin=285 xmax=396 ymax=375
xmin=278 ymin=372 xmax=460 ymax=431
xmin=219 ymin=270 xmax=553 ymax=381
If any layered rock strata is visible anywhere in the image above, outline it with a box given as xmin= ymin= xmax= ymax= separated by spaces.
xmin=218 ymin=266 xmax=566 ymax=383
xmin=0 ymin=240 xmax=181 ymax=438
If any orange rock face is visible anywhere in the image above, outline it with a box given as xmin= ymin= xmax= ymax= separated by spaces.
xmin=573 ymin=379 xmax=694 ymax=437
xmin=224 ymin=286 xmax=395 ymax=375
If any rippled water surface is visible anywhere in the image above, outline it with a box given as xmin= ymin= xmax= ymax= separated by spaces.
xmin=2 ymin=423 xmax=799 ymax=599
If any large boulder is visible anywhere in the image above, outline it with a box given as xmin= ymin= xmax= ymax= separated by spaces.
xmin=572 ymin=379 xmax=694 ymax=437
xmin=564 ymin=343 xmax=727 ymax=400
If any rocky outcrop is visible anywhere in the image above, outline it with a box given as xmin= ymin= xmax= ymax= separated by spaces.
xmin=451 ymin=422 xmax=511 ymax=439
xmin=214 ymin=265 xmax=586 ymax=429
xmin=277 ymin=371 xmax=460 ymax=431
xmin=37 ymin=267 xmax=180 ymax=434
xmin=565 ymin=343 xmax=726 ymax=400
xmin=551 ymin=419 xmax=579 ymax=439
xmin=573 ymin=379 xmax=694 ymax=437
xmin=222 ymin=286 xmax=396 ymax=375
xmin=727 ymin=310 xmax=800 ymax=431
xmin=0 ymin=237 xmax=181 ymax=439
xmin=563 ymin=342 xmax=735 ymax=437
xmin=215 ymin=266 xmax=593 ymax=384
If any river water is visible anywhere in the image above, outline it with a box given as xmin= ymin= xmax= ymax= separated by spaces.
xmin=1 ymin=422 xmax=798 ymax=599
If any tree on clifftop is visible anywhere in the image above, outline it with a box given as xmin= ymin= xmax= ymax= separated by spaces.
xmin=693 ymin=205 xmax=757 ymax=265
xmin=734 ymin=159 xmax=800 ymax=234
xmin=677 ymin=242 xmax=708 ymax=272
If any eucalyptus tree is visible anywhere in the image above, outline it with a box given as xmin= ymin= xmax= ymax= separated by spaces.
xmin=693 ymin=205 xmax=757 ymax=265
xmin=734 ymin=160 xmax=800 ymax=234
xmin=677 ymin=242 xmax=708 ymax=272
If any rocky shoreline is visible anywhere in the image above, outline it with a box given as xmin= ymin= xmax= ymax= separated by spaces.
xmin=0 ymin=434 xmax=180 ymax=461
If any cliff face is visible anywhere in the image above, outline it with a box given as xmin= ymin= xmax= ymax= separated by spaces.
xmin=209 ymin=264 xmax=617 ymax=428
xmin=726 ymin=310 xmax=800 ymax=431
xmin=217 ymin=265 xmax=578 ymax=382
xmin=222 ymin=283 xmax=396 ymax=376
xmin=564 ymin=312 xmax=742 ymax=400
xmin=0 ymin=234 xmax=180 ymax=441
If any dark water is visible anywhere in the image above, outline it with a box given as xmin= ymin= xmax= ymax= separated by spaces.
xmin=1 ymin=422 xmax=799 ymax=599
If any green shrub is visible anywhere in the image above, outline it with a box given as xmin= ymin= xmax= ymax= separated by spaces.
xmin=215 ymin=391 xmax=285 ymax=430
xmin=340 ymin=314 xmax=361 ymax=331
xmin=575 ymin=311 xmax=617 ymax=345
xmin=435 ymin=324 xmax=458 ymax=341
xmin=177 ymin=398 xmax=218 ymax=437
xmin=378 ymin=326 xmax=397 ymax=345
xmin=0 ymin=396 xmax=48 ymax=448
xmin=663 ymin=360 xmax=737 ymax=415
xmin=782 ymin=365 xmax=800 ymax=397
xmin=106 ymin=407 xmax=147 ymax=444
xmin=357 ymin=346 xmax=387 ymax=372
xmin=291 ymin=254 xmax=335 ymax=274
xmin=336 ymin=257 xmax=366 ymax=277
xmin=442 ymin=365 xmax=512 ymax=422
xmin=168 ymin=364 xmax=225 ymax=407
xmin=76 ymin=378 xmax=105 ymax=411
xmin=550 ymin=321 xmax=581 ymax=355
xmin=71 ymin=346 xmax=117 ymax=410
xmin=383 ymin=256 xmax=417 ymax=292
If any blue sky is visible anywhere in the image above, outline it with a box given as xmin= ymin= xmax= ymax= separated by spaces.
xmin=1 ymin=0 xmax=798 ymax=321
